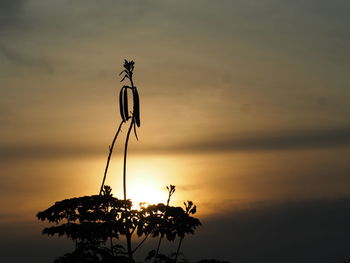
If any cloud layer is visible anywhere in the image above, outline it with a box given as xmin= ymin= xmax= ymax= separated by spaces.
xmin=1 ymin=126 xmax=349 ymax=160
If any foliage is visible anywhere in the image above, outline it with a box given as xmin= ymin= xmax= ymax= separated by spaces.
xmin=37 ymin=185 xmax=201 ymax=262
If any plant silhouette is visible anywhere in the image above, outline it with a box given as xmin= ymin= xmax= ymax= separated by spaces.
xmin=37 ymin=60 xmax=201 ymax=263
xmin=99 ymin=59 xmax=140 ymax=198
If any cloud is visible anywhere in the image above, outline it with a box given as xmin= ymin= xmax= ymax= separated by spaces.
xmin=0 ymin=0 xmax=25 ymax=28
xmin=100 ymin=126 xmax=350 ymax=156
xmin=182 ymin=198 xmax=350 ymax=263
xmin=0 ymin=43 xmax=54 ymax=74
xmin=1 ymin=126 xmax=350 ymax=161
xmin=164 ymin=126 xmax=350 ymax=154
xmin=0 ymin=144 xmax=102 ymax=161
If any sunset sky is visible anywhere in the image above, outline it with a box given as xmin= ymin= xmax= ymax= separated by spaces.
xmin=1 ymin=1 xmax=350 ymax=262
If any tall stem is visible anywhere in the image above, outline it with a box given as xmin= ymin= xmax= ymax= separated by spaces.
xmin=99 ymin=121 xmax=124 ymax=195
xmin=132 ymin=234 xmax=149 ymax=254
xmin=123 ymin=118 xmax=135 ymax=262
xmin=174 ymin=237 xmax=184 ymax=263
xmin=154 ymin=236 xmax=163 ymax=263
xmin=121 ymin=61 xmax=137 ymax=262
xmin=126 ymin=231 xmax=133 ymax=262
xmin=123 ymin=118 xmax=134 ymax=201
xmin=154 ymin=189 xmax=173 ymax=262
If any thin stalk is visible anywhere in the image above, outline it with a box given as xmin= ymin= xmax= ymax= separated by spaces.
xmin=120 ymin=61 xmax=137 ymax=262
xmin=99 ymin=120 xmax=124 ymax=195
xmin=132 ymin=234 xmax=149 ymax=254
xmin=123 ymin=118 xmax=134 ymax=201
xmin=123 ymin=118 xmax=135 ymax=262
xmin=123 ymin=62 xmax=136 ymax=201
xmin=154 ymin=187 xmax=174 ymax=263
xmin=174 ymin=237 xmax=184 ymax=263
xmin=126 ymin=231 xmax=133 ymax=262
xmin=154 ymin=236 xmax=163 ymax=263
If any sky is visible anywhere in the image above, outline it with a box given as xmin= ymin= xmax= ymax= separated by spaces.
xmin=1 ymin=0 xmax=350 ymax=262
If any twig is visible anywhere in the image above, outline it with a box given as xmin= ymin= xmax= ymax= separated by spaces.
xmin=174 ymin=237 xmax=184 ymax=263
xmin=132 ymin=234 xmax=149 ymax=254
xmin=99 ymin=120 xmax=124 ymax=195
xmin=154 ymin=236 xmax=163 ymax=263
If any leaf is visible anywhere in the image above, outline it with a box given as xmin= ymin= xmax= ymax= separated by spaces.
xmin=133 ymin=120 xmax=139 ymax=140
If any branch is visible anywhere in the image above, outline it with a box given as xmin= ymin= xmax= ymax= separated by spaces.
xmin=99 ymin=120 xmax=124 ymax=195
xmin=132 ymin=234 xmax=149 ymax=254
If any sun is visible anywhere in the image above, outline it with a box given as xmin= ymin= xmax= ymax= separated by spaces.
xmin=108 ymin=156 xmax=177 ymax=209
xmin=128 ymin=178 xmax=166 ymax=209
xmin=126 ymin=162 xmax=169 ymax=209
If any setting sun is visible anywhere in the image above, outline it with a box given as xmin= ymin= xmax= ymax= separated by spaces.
xmin=120 ymin=157 xmax=178 ymax=209
xmin=128 ymin=179 xmax=166 ymax=209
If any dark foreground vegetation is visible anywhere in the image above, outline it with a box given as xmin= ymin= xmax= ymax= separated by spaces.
xmin=37 ymin=60 xmax=201 ymax=262
xmin=37 ymin=185 xmax=201 ymax=263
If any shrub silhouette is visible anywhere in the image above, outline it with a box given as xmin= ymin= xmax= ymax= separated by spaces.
xmin=154 ymin=185 xmax=176 ymax=262
xmin=37 ymin=60 xmax=201 ymax=263
xmin=37 ymin=185 xmax=200 ymax=262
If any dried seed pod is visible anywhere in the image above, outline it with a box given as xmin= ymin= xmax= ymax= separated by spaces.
xmin=123 ymin=86 xmax=129 ymax=120
xmin=132 ymin=87 xmax=140 ymax=127
xmin=133 ymin=120 xmax=139 ymax=141
xmin=119 ymin=87 xmax=126 ymax=122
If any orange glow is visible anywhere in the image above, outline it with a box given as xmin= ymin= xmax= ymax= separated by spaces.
xmin=128 ymin=178 xmax=165 ymax=209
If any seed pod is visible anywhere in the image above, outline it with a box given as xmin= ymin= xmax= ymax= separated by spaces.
xmin=119 ymin=87 xmax=126 ymax=122
xmin=133 ymin=87 xmax=140 ymax=127
xmin=133 ymin=120 xmax=139 ymax=141
xmin=123 ymin=86 xmax=129 ymax=120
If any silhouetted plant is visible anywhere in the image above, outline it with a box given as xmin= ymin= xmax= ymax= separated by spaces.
xmin=99 ymin=59 xmax=140 ymax=198
xmin=174 ymin=201 xmax=198 ymax=263
xmin=36 ymin=60 xmax=201 ymax=263
xmin=37 ymin=185 xmax=200 ymax=262
xmin=117 ymin=59 xmax=141 ymax=259
xmin=118 ymin=59 xmax=140 ymax=201
xmin=154 ymin=185 xmax=176 ymax=263
xmin=37 ymin=186 xmax=130 ymax=262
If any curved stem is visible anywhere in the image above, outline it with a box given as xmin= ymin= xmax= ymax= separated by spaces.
xmin=132 ymin=234 xmax=149 ymax=254
xmin=99 ymin=121 xmax=124 ymax=195
xmin=174 ymin=237 xmax=184 ymax=263
xmin=123 ymin=118 xmax=134 ymax=201
xmin=154 ymin=236 xmax=163 ymax=263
